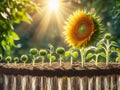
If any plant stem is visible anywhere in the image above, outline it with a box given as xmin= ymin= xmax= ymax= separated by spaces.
xmin=32 ymin=60 xmax=35 ymax=66
xmin=42 ymin=57 xmax=44 ymax=66
xmin=7 ymin=62 xmax=9 ymax=65
xmin=80 ymin=47 xmax=85 ymax=67
xmin=95 ymin=54 xmax=99 ymax=66
xmin=106 ymin=40 xmax=110 ymax=66
xmin=70 ymin=56 xmax=73 ymax=66
xmin=106 ymin=52 xmax=109 ymax=66
xmin=49 ymin=52 xmax=52 ymax=66
xmin=24 ymin=62 xmax=26 ymax=66
xmin=60 ymin=55 xmax=62 ymax=66
xmin=14 ymin=62 xmax=17 ymax=66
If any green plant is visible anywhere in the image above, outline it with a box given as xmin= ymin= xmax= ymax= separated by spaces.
xmin=97 ymin=33 xmax=116 ymax=65
xmin=86 ymin=46 xmax=102 ymax=66
xmin=56 ymin=47 xmax=65 ymax=66
xmin=39 ymin=49 xmax=47 ymax=66
xmin=79 ymin=46 xmax=94 ymax=67
xmin=13 ymin=57 xmax=19 ymax=65
xmin=29 ymin=48 xmax=38 ymax=66
xmin=20 ymin=55 xmax=28 ymax=66
xmin=0 ymin=0 xmax=40 ymax=52
xmin=65 ymin=49 xmax=79 ymax=66
xmin=47 ymin=44 xmax=54 ymax=66
xmin=5 ymin=56 xmax=12 ymax=65
xmin=0 ymin=54 xmax=2 ymax=61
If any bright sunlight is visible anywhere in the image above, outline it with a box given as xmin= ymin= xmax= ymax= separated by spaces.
xmin=48 ymin=0 xmax=60 ymax=11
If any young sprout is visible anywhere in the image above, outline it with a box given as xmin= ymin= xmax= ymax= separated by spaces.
xmin=5 ymin=56 xmax=12 ymax=65
xmin=79 ymin=46 xmax=94 ymax=67
xmin=56 ymin=47 xmax=65 ymax=66
xmin=48 ymin=44 xmax=54 ymax=66
xmin=72 ymin=51 xmax=79 ymax=64
xmin=97 ymin=33 xmax=115 ymax=66
xmin=39 ymin=49 xmax=47 ymax=66
xmin=20 ymin=55 xmax=28 ymax=66
xmin=13 ymin=57 xmax=19 ymax=66
xmin=29 ymin=48 xmax=38 ymax=66
xmin=86 ymin=46 xmax=101 ymax=66
xmin=0 ymin=54 xmax=2 ymax=62
xmin=65 ymin=48 xmax=79 ymax=66
xmin=47 ymin=54 xmax=56 ymax=65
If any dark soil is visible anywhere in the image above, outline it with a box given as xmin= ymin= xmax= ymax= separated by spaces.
xmin=0 ymin=62 xmax=120 ymax=77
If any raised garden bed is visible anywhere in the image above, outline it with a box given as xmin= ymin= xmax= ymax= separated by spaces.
xmin=0 ymin=62 xmax=120 ymax=77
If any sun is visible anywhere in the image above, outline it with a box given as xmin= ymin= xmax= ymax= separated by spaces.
xmin=48 ymin=0 xmax=60 ymax=11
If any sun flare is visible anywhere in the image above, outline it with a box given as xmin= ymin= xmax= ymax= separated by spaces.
xmin=48 ymin=0 xmax=60 ymax=11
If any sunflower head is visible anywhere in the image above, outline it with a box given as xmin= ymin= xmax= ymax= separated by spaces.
xmin=64 ymin=10 xmax=103 ymax=48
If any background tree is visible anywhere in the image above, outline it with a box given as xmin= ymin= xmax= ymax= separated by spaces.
xmin=0 ymin=0 xmax=40 ymax=54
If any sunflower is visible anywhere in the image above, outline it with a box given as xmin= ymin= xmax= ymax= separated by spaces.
xmin=64 ymin=10 xmax=102 ymax=47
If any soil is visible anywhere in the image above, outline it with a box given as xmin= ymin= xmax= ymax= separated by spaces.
xmin=0 ymin=62 xmax=120 ymax=77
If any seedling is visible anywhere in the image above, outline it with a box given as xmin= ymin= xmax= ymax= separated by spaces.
xmin=20 ymin=55 xmax=28 ymax=66
xmin=29 ymin=48 xmax=38 ymax=66
xmin=13 ymin=57 xmax=19 ymax=66
xmin=65 ymin=48 xmax=79 ymax=66
xmin=97 ymin=33 xmax=116 ymax=65
xmin=47 ymin=44 xmax=54 ymax=66
xmin=39 ymin=49 xmax=47 ymax=66
xmin=5 ymin=56 xmax=12 ymax=65
xmin=79 ymin=46 xmax=94 ymax=67
xmin=56 ymin=47 xmax=65 ymax=66
xmin=86 ymin=46 xmax=102 ymax=66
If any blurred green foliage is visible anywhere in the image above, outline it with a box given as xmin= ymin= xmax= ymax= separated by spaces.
xmin=0 ymin=0 xmax=40 ymax=53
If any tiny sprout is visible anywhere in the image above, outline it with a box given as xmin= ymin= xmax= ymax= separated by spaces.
xmin=56 ymin=47 xmax=65 ymax=66
xmin=29 ymin=48 xmax=38 ymax=66
xmin=20 ymin=55 xmax=28 ymax=66
xmin=51 ymin=55 xmax=56 ymax=61
xmin=39 ymin=49 xmax=47 ymax=56
xmin=14 ymin=57 xmax=19 ymax=65
xmin=48 ymin=44 xmax=54 ymax=66
xmin=97 ymin=33 xmax=114 ymax=66
xmin=0 ymin=54 xmax=2 ymax=61
xmin=65 ymin=51 xmax=71 ymax=59
xmin=39 ymin=49 xmax=47 ymax=66
xmin=56 ymin=47 xmax=65 ymax=55
xmin=72 ymin=51 xmax=79 ymax=59
xmin=104 ymin=33 xmax=111 ymax=40
xmin=30 ymin=48 xmax=38 ymax=55
xmin=5 ymin=56 xmax=12 ymax=65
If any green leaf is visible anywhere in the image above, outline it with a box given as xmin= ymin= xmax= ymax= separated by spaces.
xmin=86 ymin=53 xmax=93 ymax=60
xmin=72 ymin=51 xmax=79 ymax=58
xmin=22 ymin=13 xmax=31 ymax=24
xmin=100 ymin=52 xmax=106 ymax=57
xmin=111 ymin=41 xmax=117 ymax=45
xmin=11 ymin=32 xmax=20 ymax=40
xmin=47 ymin=54 xmax=51 ymax=59
xmin=65 ymin=51 xmax=70 ymax=59
xmin=97 ymin=45 xmax=103 ymax=50
xmin=51 ymin=56 xmax=56 ymax=61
